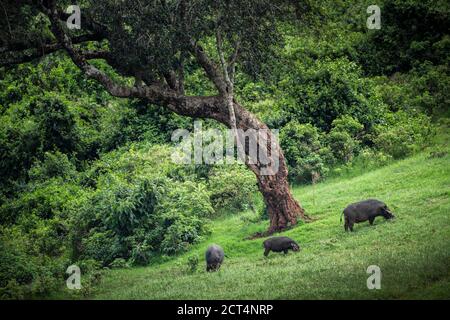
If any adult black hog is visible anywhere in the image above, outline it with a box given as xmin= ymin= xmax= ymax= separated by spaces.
xmin=205 ymin=244 xmax=224 ymax=272
xmin=263 ymin=236 xmax=300 ymax=256
xmin=341 ymin=199 xmax=395 ymax=232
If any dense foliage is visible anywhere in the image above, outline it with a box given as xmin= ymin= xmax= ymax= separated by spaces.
xmin=0 ymin=0 xmax=448 ymax=298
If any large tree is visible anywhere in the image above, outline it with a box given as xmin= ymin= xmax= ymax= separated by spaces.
xmin=0 ymin=0 xmax=311 ymax=233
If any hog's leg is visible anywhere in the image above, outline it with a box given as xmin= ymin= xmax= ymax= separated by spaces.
xmin=264 ymin=248 xmax=270 ymax=257
xmin=369 ymin=217 xmax=375 ymax=225
xmin=349 ymin=221 xmax=354 ymax=232
xmin=283 ymin=249 xmax=288 ymax=254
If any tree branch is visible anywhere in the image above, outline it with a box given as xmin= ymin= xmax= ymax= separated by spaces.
xmin=189 ymin=40 xmax=227 ymax=96
xmin=5 ymin=1 xmax=242 ymax=133
xmin=0 ymin=33 xmax=107 ymax=67
xmin=38 ymin=2 xmax=172 ymax=104
xmin=81 ymin=50 xmax=111 ymax=61
xmin=216 ymin=29 xmax=232 ymax=90
xmin=227 ymin=39 xmax=240 ymax=83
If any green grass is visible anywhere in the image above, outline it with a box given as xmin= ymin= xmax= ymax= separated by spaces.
xmin=75 ymin=140 xmax=450 ymax=300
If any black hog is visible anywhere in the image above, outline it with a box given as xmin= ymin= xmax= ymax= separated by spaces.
xmin=342 ymin=199 xmax=395 ymax=232
xmin=263 ymin=236 xmax=300 ymax=256
xmin=205 ymin=244 xmax=224 ymax=272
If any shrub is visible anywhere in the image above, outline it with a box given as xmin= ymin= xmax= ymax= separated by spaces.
xmin=0 ymin=226 xmax=68 ymax=299
xmin=373 ymin=111 xmax=434 ymax=159
xmin=186 ymin=255 xmax=199 ymax=273
xmin=157 ymin=180 xmax=213 ymax=254
xmin=0 ymin=279 xmax=26 ymax=300
xmin=275 ymin=57 xmax=386 ymax=131
xmin=375 ymin=63 xmax=450 ymax=117
xmin=69 ymin=145 xmax=214 ymax=265
xmin=110 ymin=258 xmax=129 ymax=269
xmin=80 ymin=231 xmax=120 ymax=266
xmin=208 ymin=165 xmax=258 ymax=212
xmin=330 ymin=115 xmax=364 ymax=137
xmin=30 ymin=93 xmax=80 ymax=155
xmin=129 ymin=241 xmax=153 ymax=266
xmin=0 ymin=178 xmax=82 ymax=224
xmin=326 ymin=131 xmax=358 ymax=163
xmin=0 ymin=228 xmax=35 ymax=289
xmin=325 ymin=115 xmax=364 ymax=164
xmin=160 ymin=215 xmax=205 ymax=255
xmin=280 ymin=121 xmax=331 ymax=183
xmin=28 ymin=151 xmax=77 ymax=182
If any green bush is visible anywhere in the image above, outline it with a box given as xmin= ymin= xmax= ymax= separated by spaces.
xmin=326 ymin=116 xmax=363 ymax=164
xmin=208 ymin=165 xmax=258 ymax=212
xmin=326 ymin=131 xmax=358 ymax=163
xmin=0 ymin=178 xmax=82 ymax=224
xmin=0 ymin=279 xmax=26 ymax=300
xmin=375 ymin=63 xmax=450 ymax=117
xmin=186 ymin=255 xmax=199 ymax=273
xmin=330 ymin=115 xmax=364 ymax=137
xmin=0 ymin=228 xmax=35 ymax=289
xmin=373 ymin=111 xmax=434 ymax=159
xmin=69 ymin=144 xmax=213 ymax=265
xmin=64 ymin=259 xmax=103 ymax=298
xmin=28 ymin=151 xmax=77 ymax=182
xmin=80 ymin=231 xmax=120 ymax=266
xmin=110 ymin=258 xmax=129 ymax=269
xmin=0 ymin=226 xmax=68 ymax=299
xmin=280 ymin=121 xmax=331 ymax=183
xmin=273 ymin=57 xmax=386 ymax=131
xmin=157 ymin=180 xmax=213 ymax=254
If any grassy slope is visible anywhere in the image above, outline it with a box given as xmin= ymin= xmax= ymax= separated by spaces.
xmin=85 ymin=139 xmax=450 ymax=300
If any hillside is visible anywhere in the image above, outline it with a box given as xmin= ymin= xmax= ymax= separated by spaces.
xmin=1 ymin=0 xmax=449 ymax=300
xmin=82 ymin=139 xmax=450 ymax=299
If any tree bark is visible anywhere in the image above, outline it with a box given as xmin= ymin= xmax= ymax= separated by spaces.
xmin=257 ymin=152 xmax=307 ymax=234
xmin=230 ymin=101 xmax=309 ymax=234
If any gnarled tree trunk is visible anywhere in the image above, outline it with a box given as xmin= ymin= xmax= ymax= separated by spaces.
xmin=169 ymin=94 xmax=309 ymax=234
xmin=230 ymin=102 xmax=309 ymax=234
xmin=257 ymin=154 xmax=306 ymax=233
